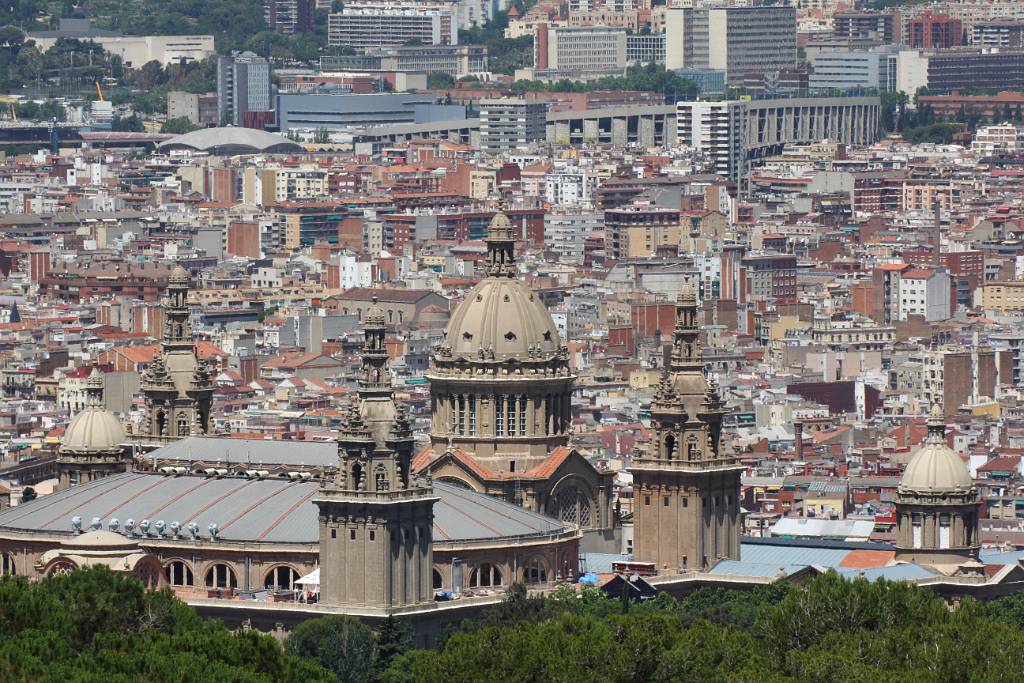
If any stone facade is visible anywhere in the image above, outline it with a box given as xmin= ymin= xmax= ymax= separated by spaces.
xmin=631 ymin=284 xmax=743 ymax=572
xmin=315 ymin=301 xmax=438 ymax=609
xmin=895 ymin=406 xmax=981 ymax=568
xmin=418 ymin=212 xmax=614 ymax=531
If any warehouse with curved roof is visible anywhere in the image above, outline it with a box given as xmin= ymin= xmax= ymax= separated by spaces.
xmin=158 ymin=127 xmax=304 ymax=155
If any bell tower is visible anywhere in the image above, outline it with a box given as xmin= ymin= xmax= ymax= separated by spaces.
xmin=140 ymin=265 xmax=214 ymax=440
xmin=315 ymin=310 xmax=437 ymax=610
xmin=631 ymin=284 xmax=743 ymax=572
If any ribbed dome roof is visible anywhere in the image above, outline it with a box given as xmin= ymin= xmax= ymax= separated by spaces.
xmin=445 ymin=278 xmax=562 ymax=360
xmin=62 ymin=407 xmax=125 ymax=454
xmin=899 ymin=407 xmax=972 ymax=494
xmin=440 ymin=211 xmax=562 ymax=361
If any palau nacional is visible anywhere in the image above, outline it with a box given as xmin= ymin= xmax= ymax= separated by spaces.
xmin=2 ymin=213 xmax=1024 ymax=641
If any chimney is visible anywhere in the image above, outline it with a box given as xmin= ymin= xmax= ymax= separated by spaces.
xmin=536 ymin=23 xmax=549 ymax=71
xmin=794 ymin=421 xmax=804 ymax=460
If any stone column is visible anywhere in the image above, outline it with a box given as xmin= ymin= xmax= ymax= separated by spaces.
xmin=583 ymin=118 xmax=599 ymax=143
xmin=639 ymin=116 xmax=656 ymax=147
xmin=611 ymin=117 xmax=628 ymax=146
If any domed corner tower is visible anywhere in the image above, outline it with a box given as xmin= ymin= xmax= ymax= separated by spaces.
xmin=895 ymin=404 xmax=980 ymax=568
xmin=139 ymin=265 xmax=214 ymax=443
xmin=57 ymin=363 xmax=129 ymax=490
xmin=630 ymin=283 xmax=743 ymax=573
xmin=421 ymin=211 xmax=613 ymax=531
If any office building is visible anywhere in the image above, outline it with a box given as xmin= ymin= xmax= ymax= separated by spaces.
xmin=265 ymin=0 xmax=315 ymax=35
xmin=217 ymin=52 xmax=272 ymax=127
xmin=604 ymin=204 xmax=681 ymax=260
xmin=276 ymin=92 xmax=463 ymax=133
xmin=919 ymin=49 xmax=1024 ymax=93
xmin=27 ymin=19 xmax=214 ymax=67
xmin=810 ymin=46 xmax=899 ymax=93
xmin=673 ymin=68 xmax=726 ymax=96
xmin=533 ymin=25 xmax=627 ymax=81
xmin=321 ymin=44 xmax=488 ymax=78
xmin=626 ymin=33 xmax=665 ymax=65
xmin=665 ymin=6 xmax=796 ymax=85
xmin=479 ymin=98 xmax=548 ymax=155
xmin=328 ymin=5 xmax=458 ymax=50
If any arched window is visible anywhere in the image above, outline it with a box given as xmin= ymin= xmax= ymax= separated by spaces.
xmin=1 ymin=552 xmax=15 ymax=576
xmin=165 ymin=560 xmax=194 ymax=587
xmin=47 ymin=561 xmax=75 ymax=577
xmin=156 ymin=410 xmax=166 ymax=436
xmin=351 ymin=462 xmax=363 ymax=490
xmin=469 ymin=563 xmax=502 ymax=588
xmin=665 ymin=434 xmax=676 ymax=460
xmin=432 ymin=568 xmax=443 ymax=590
xmin=524 ymin=559 xmax=547 ymax=584
xmin=264 ymin=566 xmax=300 ymax=590
xmin=205 ymin=563 xmax=237 ymax=590
xmin=550 ymin=486 xmax=593 ymax=528
xmin=388 ymin=310 xmax=394 ymax=323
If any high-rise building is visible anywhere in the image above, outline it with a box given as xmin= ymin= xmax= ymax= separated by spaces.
xmin=216 ymin=52 xmax=272 ymax=126
xmin=809 ymin=46 xmax=900 ymax=92
xmin=630 ymin=284 xmax=743 ymax=573
xmin=265 ymin=0 xmax=315 ymax=35
xmin=676 ymin=100 xmax=746 ymax=181
xmin=665 ymin=6 xmax=797 ymax=85
xmin=478 ymin=98 xmax=548 ymax=155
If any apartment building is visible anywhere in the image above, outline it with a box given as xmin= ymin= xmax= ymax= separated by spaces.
xmin=676 ymin=100 xmax=746 ymax=181
xmin=478 ymin=98 xmax=548 ymax=155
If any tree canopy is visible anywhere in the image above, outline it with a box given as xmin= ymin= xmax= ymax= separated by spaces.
xmin=0 ymin=567 xmax=335 ymax=682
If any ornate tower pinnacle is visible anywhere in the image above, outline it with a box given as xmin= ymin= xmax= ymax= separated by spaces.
xmin=359 ymin=296 xmax=391 ymax=399
xmin=163 ymin=265 xmax=194 ymax=351
xmin=486 ymin=211 xmax=516 ymax=278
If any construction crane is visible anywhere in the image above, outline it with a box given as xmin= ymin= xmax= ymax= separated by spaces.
xmin=95 ymin=80 xmax=104 ymax=102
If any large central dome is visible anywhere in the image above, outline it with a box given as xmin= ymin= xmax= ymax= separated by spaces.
xmin=445 ymin=278 xmax=562 ymax=361
xmin=425 ymin=211 xmax=575 ymax=469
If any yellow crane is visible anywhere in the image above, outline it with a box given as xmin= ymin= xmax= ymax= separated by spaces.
xmin=95 ymin=80 xmax=104 ymax=102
